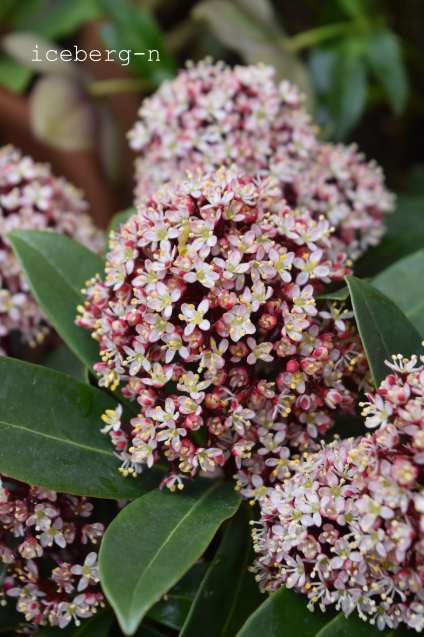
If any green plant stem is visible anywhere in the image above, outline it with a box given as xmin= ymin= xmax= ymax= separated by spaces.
xmin=282 ymin=19 xmax=363 ymax=51
xmin=87 ymin=77 xmax=155 ymax=96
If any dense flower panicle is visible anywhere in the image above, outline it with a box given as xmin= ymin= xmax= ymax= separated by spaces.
xmin=0 ymin=145 xmax=103 ymax=352
xmin=76 ymin=167 xmax=369 ymax=492
xmin=128 ymin=59 xmax=394 ymax=259
xmin=252 ymin=354 xmax=424 ymax=632
xmin=0 ymin=476 xmax=104 ymax=630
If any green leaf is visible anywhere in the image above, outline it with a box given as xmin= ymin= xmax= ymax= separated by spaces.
xmin=146 ymin=562 xmax=209 ymax=630
xmin=355 ymin=195 xmax=424 ymax=279
xmin=330 ymin=41 xmax=367 ymax=140
xmin=316 ymin=286 xmax=350 ymax=301
xmin=345 ymin=276 xmax=423 ymax=387
xmin=42 ymin=343 xmax=89 ymax=383
xmin=365 ymin=29 xmax=408 ymax=114
xmin=36 ymin=607 xmax=114 ymax=636
xmin=180 ymin=504 xmax=263 ymax=637
xmin=0 ymin=54 xmax=32 ymax=93
xmin=236 ymin=585 xmax=410 ymax=636
xmin=0 ymin=601 xmax=22 ymax=633
xmin=99 ymin=0 xmax=177 ymax=84
xmin=99 ymin=480 xmax=241 ymax=636
xmin=336 ymin=0 xmax=367 ymax=19
xmin=236 ymin=586 xmax=337 ymax=637
xmin=24 ymin=0 xmax=102 ymax=40
xmin=106 ymin=207 xmax=137 ymax=244
xmin=0 ymin=356 xmax=161 ymax=499
xmin=372 ymin=249 xmax=424 ymax=337
xmin=7 ymin=230 xmax=103 ymax=373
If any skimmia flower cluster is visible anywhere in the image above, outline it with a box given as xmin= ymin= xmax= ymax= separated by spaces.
xmin=0 ymin=145 xmax=103 ymax=353
xmin=251 ymin=354 xmax=424 ymax=632
xmin=128 ymin=59 xmax=394 ymax=260
xmin=0 ymin=476 xmax=104 ymax=630
xmin=76 ymin=167 xmax=369 ymax=493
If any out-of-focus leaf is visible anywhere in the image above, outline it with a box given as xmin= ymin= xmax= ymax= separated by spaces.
xmin=345 ymin=276 xmax=423 ymax=387
xmin=329 ymin=40 xmax=367 ymax=140
xmin=336 ymin=0 xmax=368 ymax=19
xmin=372 ymin=249 xmax=424 ymax=337
xmin=0 ymin=54 xmax=31 ymax=92
xmin=0 ymin=357 xmax=161 ymax=499
xmin=192 ymin=0 xmax=315 ymax=111
xmin=37 ymin=607 xmax=114 ymax=636
xmin=146 ymin=563 xmax=209 ymax=630
xmin=30 ymin=76 xmax=95 ymax=151
xmin=365 ymin=29 xmax=408 ymax=114
xmin=99 ymin=0 xmax=177 ymax=84
xmin=99 ymin=481 xmax=241 ymax=636
xmin=41 ymin=343 xmax=89 ymax=384
xmin=180 ymin=504 xmax=263 ymax=637
xmin=23 ymin=0 xmax=102 ymax=41
xmin=0 ymin=0 xmax=20 ymax=21
xmin=97 ymin=102 xmax=121 ymax=184
xmin=2 ymin=31 xmax=79 ymax=76
xmin=316 ymin=286 xmax=350 ymax=301
xmin=106 ymin=208 xmax=137 ymax=243
xmin=355 ymin=195 xmax=424 ymax=278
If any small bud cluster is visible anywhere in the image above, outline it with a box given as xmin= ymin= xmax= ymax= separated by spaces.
xmin=0 ymin=476 xmax=104 ymax=630
xmin=252 ymin=354 xmax=424 ymax=632
xmin=128 ymin=59 xmax=394 ymax=260
xmin=0 ymin=145 xmax=103 ymax=353
xmin=76 ymin=167 xmax=369 ymax=492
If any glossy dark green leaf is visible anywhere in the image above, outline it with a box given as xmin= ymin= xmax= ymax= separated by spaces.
xmin=365 ymin=29 xmax=408 ymax=114
xmin=146 ymin=562 xmax=209 ymax=630
xmin=355 ymin=195 xmax=424 ymax=279
xmin=372 ymin=249 xmax=424 ymax=337
xmin=0 ymin=357 xmax=162 ymax=499
xmin=99 ymin=0 xmax=177 ymax=83
xmin=330 ymin=42 xmax=367 ymax=140
xmin=7 ymin=230 xmax=103 ymax=372
xmin=236 ymin=585 xmax=338 ymax=637
xmin=236 ymin=585 xmax=410 ymax=637
xmin=99 ymin=480 xmax=241 ymax=636
xmin=106 ymin=208 xmax=137 ymax=247
xmin=345 ymin=276 xmax=423 ymax=387
xmin=36 ymin=607 xmax=114 ymax=636
xmin=0 ymin=601 xmax=22 ymax=633
xmin=42 ymin=343 xmax=89 ymax=384
xmin=180 ymin=503 xmax=263 ymax=637
xmin=0 ymin=54 xmax=32 ymax=93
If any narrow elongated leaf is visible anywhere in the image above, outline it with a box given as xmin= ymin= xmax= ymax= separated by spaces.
xmin=146 ymin=562 xmax=209 ymax=630
xmin=345 ymin=276 xmax=423 ymax=387
xmin=7 ymin=230 xmax=103 ymax=372
xmin=180 ymin=504 xmax=262 ymax=637
xmin=316 ymin=286 xmax=350 ymax=301
xmin=0 ymin=357 xmax=161 ymax=499
xmin=236 ymin=585 xmax=410 ymax=636
xmin=372 ymin=249 xmax=424 ymax=337
xmin=365 ymin=29 xmax=408 ymax=114
xmin=0 ymin=54 xmax=32 ymax=93
xmin=42 ymin=343 xmax=89 ymax=383
xmin=99 ymin=480 xmax=241 ymax=636
xmin=330 ymin=42 xmax=367 ymax=140
xmin=37 ymin=607 xmax=114 ymax=636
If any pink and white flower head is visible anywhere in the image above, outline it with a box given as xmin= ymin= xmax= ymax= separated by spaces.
xmin=0 ymin=145 xmax=103 ymax=352
xmin=252 ymin=354 xmax=424 ymax=632
xmin=77 ymin=167 xmax=369 ymax=491
xmin=128 ymin=59 xmax=394 ymax=260
xmin=0 ymin=475 xmax=104 ymax=629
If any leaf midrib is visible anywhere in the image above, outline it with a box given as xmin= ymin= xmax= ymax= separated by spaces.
xmin=128 ymin=482 xmax=221 ymax=622
xmin=0 ymin=417 xmax=112 ymax=457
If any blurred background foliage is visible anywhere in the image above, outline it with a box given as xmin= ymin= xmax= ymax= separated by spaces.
xmin=0 ymin=0 xmax=423 ymax=245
